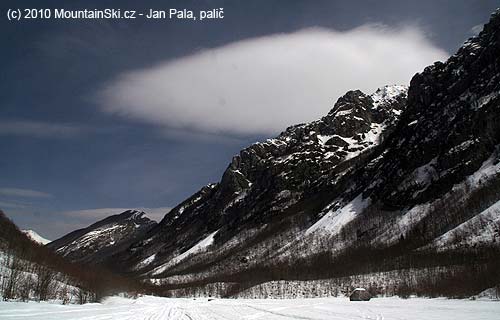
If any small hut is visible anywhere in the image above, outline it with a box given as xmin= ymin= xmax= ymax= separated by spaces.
xmin=349 ymin=288 xmax=371 ymax=301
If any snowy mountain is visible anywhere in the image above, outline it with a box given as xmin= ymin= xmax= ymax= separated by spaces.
xmin=21 ymin=230 xmax=51 ymax=245
xmin=51 ymin=10 xmax=500 ymax=298
xmin=47 ymin=210 xmax=156 ymax=264
xmin=107 ymin=84 xmax=408 ymax=275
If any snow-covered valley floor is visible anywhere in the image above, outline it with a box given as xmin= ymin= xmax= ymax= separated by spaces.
xmin=0 ymin=296 xmax=498 ymax=320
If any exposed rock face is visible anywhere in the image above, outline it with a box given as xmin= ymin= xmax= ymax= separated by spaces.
xmin=110 ymin=85 xmax=409 ymax=275
xmin=47 ymin=210 xmax=156 ymax=264
xmin=361 ymin=11 xmax=500 ymax=208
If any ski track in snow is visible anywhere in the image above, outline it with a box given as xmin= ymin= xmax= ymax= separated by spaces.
xmin=0 ymin=296 xmax=499 ymax=320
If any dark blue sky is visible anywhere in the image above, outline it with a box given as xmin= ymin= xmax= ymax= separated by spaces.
xmin=1 ymin=0 xmax=498 ymax=239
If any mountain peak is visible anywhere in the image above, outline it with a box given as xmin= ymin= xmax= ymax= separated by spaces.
xmin=370 ymin=85 xmax=408 ymax=110
xmin=22 ymin=229 xmax=51 ymax=245
xmin=327 ymin=85 xmax=407 ymax=117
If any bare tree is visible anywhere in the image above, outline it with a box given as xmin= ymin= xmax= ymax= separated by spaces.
xmin=2 ymin=253 xmax=22 ymax=300
xmin=34 ymin=265 xmax=56 ymax=301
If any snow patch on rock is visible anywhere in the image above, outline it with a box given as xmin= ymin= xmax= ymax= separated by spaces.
xmin=151 ymin=230 xmax=219 ymax=276
xmin=306 ymin=194 xmax=370 ymax=235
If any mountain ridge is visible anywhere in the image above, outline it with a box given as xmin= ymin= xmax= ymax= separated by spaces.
xmin=47 ymin=209 xmax=157 ymax=264
xmin=47 ymin=9 xmax=500 ymax=298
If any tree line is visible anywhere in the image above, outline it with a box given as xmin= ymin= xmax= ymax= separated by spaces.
xmin=0 ymin=210 xmax=149 ymax=303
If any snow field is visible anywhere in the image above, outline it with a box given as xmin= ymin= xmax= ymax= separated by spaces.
xmin=0 ymin=295 xmax=499 ymax=320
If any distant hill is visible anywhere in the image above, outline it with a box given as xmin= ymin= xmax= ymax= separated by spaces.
xmin=46 ymin=210 xmax=157 ymax=264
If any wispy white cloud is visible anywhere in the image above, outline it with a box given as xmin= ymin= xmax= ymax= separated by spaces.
xmin=0 ymin=119 xmax=90 ymax=139
xmin=97 ymin=24 xmax=448 ymax=136
xmin=61 ymin=207 xmax=171 ymax=222
xmin=0 ymin=188 xmax=53 ymax=198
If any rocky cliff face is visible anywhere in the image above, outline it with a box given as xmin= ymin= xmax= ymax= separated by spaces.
xmin=107 ymin=83 xmax=409 ymax=276
xmin=361 ymin=11 xmax=500 ymax=208
xmin=47 ymin=210 xmax=156 ymax=264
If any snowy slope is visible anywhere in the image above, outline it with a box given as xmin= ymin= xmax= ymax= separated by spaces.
xmin=22 ymin=230 xmax=51 ymax=245
xmin=149 ymin=230 xmax=219 ymax=275
xmin=306 ymin=194 xmax=370 ymax=235
xmin=426 ymin=199 xmax=500 ymax=251
xmin=0 ymin=250 xmax=80 ymax=302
